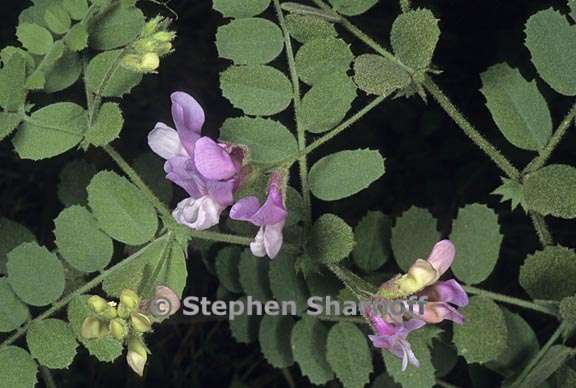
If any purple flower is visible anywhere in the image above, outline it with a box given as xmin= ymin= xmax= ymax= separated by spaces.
xmin=365 ymin=308 xmax=425 ymax=371
xmin=416 ymin=279 xmax=469 ymax=324
xmin=229 ymin=172 xmax=288 ymax=258
xmin=148 ymin=92 xmax=243 ymax=230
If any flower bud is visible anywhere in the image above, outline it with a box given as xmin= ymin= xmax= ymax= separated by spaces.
xmin=134 ymin=39 xmax=158 ymax=53
xmin=155 ymin=42 xmax=173 ymax=56
xmin=140 ymin=53 xmax=160 ymax=73
xmin=98 ymin=303 xmax=118 ymax=320
xmin=143 ymin=16 xmax=162 ymax=35
xmin=153 ymin=31 xmax=175 ymax=42
xmin=81 ymin=317 xmax=107 ymax=339
xmin=87 ymin=295 xmax=108 ymax=314
xmin=110 ymin=318 xmax=129 ymax=340
xmin=127 ymin=336 xmax=148 ymax=376
xmin=131 ymin=312 xmax=152 ymax=333
xmin=120 ymin=289 xmax=140 ymax=311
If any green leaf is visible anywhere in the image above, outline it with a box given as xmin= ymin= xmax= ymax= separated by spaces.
xmin=285 ymin=14 xmax=337 ymax=44
xmin=145 ymin=242 xmax=187 ymax=298
xmin=213 ymin=0 xmax=271 ymax=18
xmin=0 ymin=278 xmax=30 ymax=333
xmin=85 ymin=50 xmax=143 ymax=97
xmin=450 ymin=204 xmax=503 ymax=284
xmin=299 ymin=72 xmax=357 ymax=133
xmin=54 ymin=206 xmax=114 ymax=273
xmin=0 ymin=346 xmax=38 ymax=388
xmin=259 ymin=315 xmax=295 ymax=368
xmin=215 ymin=246 xmax=243 ymax=293
xmin=85 ymin=102 xmax=124 ymax=146
xmin=238 ymin=249 xmax=272 ymax=301
xmin=453 ymin=296 xmax=508 ymax=364
xmin=67 ymin=295 xmax=123 ymax=362
xmin=269 ymin=252 xmax=310 ymax=313
xmin=220 ymin=65 xmax=293 ymax=116
xmin=525 ymin=9 xmax=576 ymax=96
xmin=291 ymin=316 xmax=334 ymax=385
xmin=352 ymin=211 xmax=391 ymax=272
xmin=391 ymin=207 xmax=439 ymax=272
xmin=57 ymin=159 xmax=97 ymax=206
xmin=383 ymin=327 xmax=437 ymax=388
xmin=309 ymin=149 xmax=385 ymax=201
xmin=87 ymin=171 xmax=158 ymax=245
xmin=519 ymin=245 xmax=576 ymax=300
xmin=0 ymin=218 xmax=35 ymax=274
xmin=0 ymin=112 xmax=23 ymax=141
xmin=493 ymin=177 xmax=526 ymax=211
xmin=65 ymin=23 xmax=89 ymax=52
xmin=220 ymin=117 xmax=298 ymax=164
xmin=27 ymin=319 xmax=78 ymax=369
xmin=370 ymin=373 xmax=401 ymax=388
xmin=13 ymin=102 xmax=87 ymax=160
xmin=229 ymin=296 xmax=262 ymax=343
xmin=308 ymin=214 xmax=355 ymax=264
xmin=560 ymin=295 xmax=576 ymax=323
xmin=353 ymin=54 xmax=411 ymax=96
xmin=216 ymin=18 xmax=284 ymax=65
xmin=44 ymin=4 xmax=72 ymax=34
xmin=7 ymin=242 xmax=65 ymax=307
xmin=286 ymin=186 xmax=305 ymax=227
xmin=480 ymin=63 xmax=552 ymax=151
xmin=89 ymin=6 xmax=145 ymax=50
xmin=63 ymin=0 xmax=89 ymax=21
xmin=326 ymin=322 xmax=372 ymax=388
xmin=391 ymin=9 xmax=440 ymax=71
xmin=295 ymin=37 xmax=354 ymax=85
xmin=44 ymin=49 xmax=83 ymax=93
xmin=17 ymin=23 xmax=53 ymax=55
xmin=0 ymin=51 xmax=27 ymax=111
xmin=487 ymin=308 xmax=539 ymax=377
xmin=523 ymin=164 xmax=576 ymax=219
xmin=516 ymin=345 xmax=575 ymax=387
xmin=328 ymin=0 xmax=378 ymax=16
xmin=133 ymin=153 xmax=173 ymax=205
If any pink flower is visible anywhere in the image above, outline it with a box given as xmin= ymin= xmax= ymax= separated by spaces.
xmin=148 ymin=92 xmax=243 ymax=230
xmin=229 ymin=172 xmax=288 ymax=258
xmin=365 ymin=308 xmax=424 ymax=371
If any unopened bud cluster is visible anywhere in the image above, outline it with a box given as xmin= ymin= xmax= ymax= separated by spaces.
xmin=80 ymin=289 xmax=158 ymax=376
xmin=122 ymin=16 xmax=176 ymax=73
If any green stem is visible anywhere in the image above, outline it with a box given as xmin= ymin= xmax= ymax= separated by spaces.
xmin=399 ymin=0 xmax=411 ymax=13
xmin=514 ymin=322 xmax=566 ymax=386
xmin=524 ymin=101 xmax=576 ymax=174
xmin=0 ymin=234 xmax=171 ymax=349
xmin=463 ymin=285 xmax=558 ymax=317
xmin=423 ymin=77 xmax=520 ymax=180
xmin=274 ymin=0 xmax=312 ymax=224
xmin=529 ymin=211 xmax=554 ymax=246
xmin=40 ymin=367 xmax=57 ymax=388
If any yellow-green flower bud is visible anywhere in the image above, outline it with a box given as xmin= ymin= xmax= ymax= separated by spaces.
xmin=120 ymin=289 xmax=140 ymax=310
xmin=131 ymin=312 xmax=152 ymax=333
xmin=121 ymin=54 xmax=142 ymax=72
xmin=143 ymin=16 xmax=162 ymax=35
xmin=139 ymin=53 xmax=160 ymax=73
xmin=127 ymin=336 xmax=148 ymax=376
xmin=99 ymin=303 xmax=118 ymax=320
xmin=155 ymin=42 xmax=173 ymax=56
xmin=110 ymin=318 xmax=129 ymax=340
xmin=134 ymin=38 xmax=157 ymax=53
xmin=81 ymin=317 xmax=107 ymax=339
xmin=87 ymin=295 xmax=108 ymax=314
xmin=153 ymin=31 xmax=175 ymax=42
xmin=117 ymin=302 xmax=131 ymax=319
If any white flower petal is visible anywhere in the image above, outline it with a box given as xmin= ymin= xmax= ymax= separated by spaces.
xmin=173 ymin=196 xmax=223 ymax=230
xmin=250 ymin=227 xmax=267 ymax=257
xmin=148 ymin=122 xmax=187 ymax=159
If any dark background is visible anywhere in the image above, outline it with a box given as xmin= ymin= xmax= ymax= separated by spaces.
xmin=1 ymin=0 xmax=574 ymax=386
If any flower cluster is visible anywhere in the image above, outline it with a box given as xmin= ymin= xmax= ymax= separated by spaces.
xmin=81 ymin=286 xmax=180 ymax=376
xmin=148 ymin=92 xmax=288 ymax=258
xmin=365 ymin=240 xmax=468 ymax=370
xmin=122 ymin=17 xmax=176 ymax=73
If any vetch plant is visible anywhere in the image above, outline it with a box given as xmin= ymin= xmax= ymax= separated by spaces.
xmin=1 ymin=0 xmax=576 ymax=387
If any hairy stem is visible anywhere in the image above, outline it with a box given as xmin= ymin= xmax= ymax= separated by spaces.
xmin=423 ymin=78 xmax=521 ymax=180
xmin=0 ymin=234 xmax=172 ymax=349
xmin=274 ymin=0 xmax=312 ymax=224
xmin=524 ymin=101 xmax=576 ymax=174
xmin=399 ymin=0 xmax=411 ymax=13
xmin=529 ymin=211 xmax=554 ymax=246
xmin=463 ymin=285 xmax=558 ymax=317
